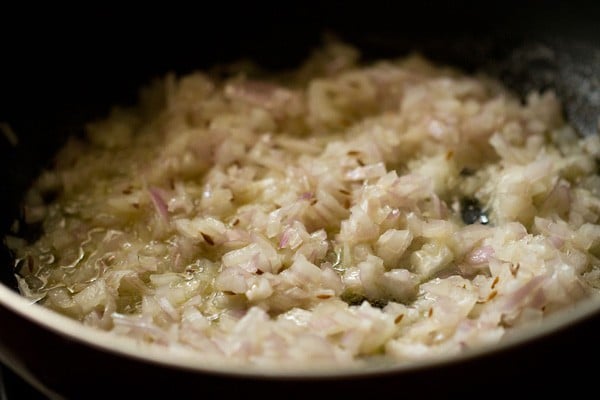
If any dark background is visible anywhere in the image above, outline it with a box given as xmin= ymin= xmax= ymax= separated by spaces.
xmin=1 ymin=1 xmax=598 ymax=118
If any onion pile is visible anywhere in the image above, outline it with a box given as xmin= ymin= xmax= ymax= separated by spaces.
xmin=5 ymin=40 xmax=600 ymax=369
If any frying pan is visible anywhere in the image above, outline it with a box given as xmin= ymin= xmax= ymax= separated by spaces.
xmin=1 ymin=2 xmax=599 ymax=398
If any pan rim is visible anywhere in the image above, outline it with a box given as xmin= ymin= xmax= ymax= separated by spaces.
xmin=1 ymin=280 xmax=599 ymax=378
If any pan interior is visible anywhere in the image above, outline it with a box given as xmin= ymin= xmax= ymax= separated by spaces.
xmin=0 ymin=1 xmax=599 ymax=376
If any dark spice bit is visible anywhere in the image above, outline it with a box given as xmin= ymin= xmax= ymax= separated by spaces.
xmin=14 ymin=256 xmax=33 ymax=276
xmin=459 ymin=168 xmax=475 ymax=177
xmin=341 ymin=291 xmax=388 ymax=308
xmin=491 ymin=276 xmax=499 ymax=289
xmin=316 ymin=293 xmax=333 ymax=299
xmin=341 ymin=291 xmax=365 ymax=306
xmin=460 ymin=197 xmax=489 ymax=225
xmin=24 ymin=275 xmax=44 ymax=290
xmin=200 ymin=232 xmax=215 ymax=246
xmin=368 ymin=298 xmax=389 ymax=308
